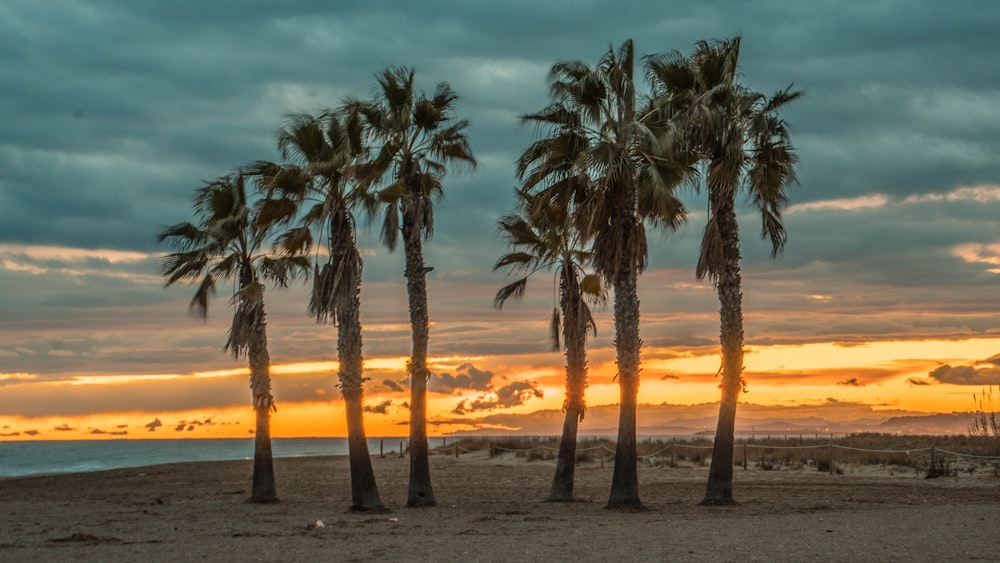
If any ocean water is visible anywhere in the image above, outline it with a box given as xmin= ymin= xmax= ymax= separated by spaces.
xmin=0 ymin=438 xmax=411 ymax=478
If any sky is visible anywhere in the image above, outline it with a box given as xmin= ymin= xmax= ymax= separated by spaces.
xmin=2 ymin=0 xmax=999 ymax=440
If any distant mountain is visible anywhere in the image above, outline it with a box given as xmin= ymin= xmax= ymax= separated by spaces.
xmin=445 ymin=401 xmax=973 ymax=437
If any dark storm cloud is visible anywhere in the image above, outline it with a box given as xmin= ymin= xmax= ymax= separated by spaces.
xmin=145 ymin=418 xmax=162 ymax=432
xmin=4 ymin=0 xmax=997 ymax=257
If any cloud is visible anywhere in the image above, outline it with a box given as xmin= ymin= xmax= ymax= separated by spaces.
xmin=452 ymin=381 xmax=543 ymax=415
xmin=837 ymin=377 xmax=865 ymax=387
xmin=430 ymin=363 xmax=495 ymax=393
xmin=88 ymin=427 xmax=127 ymax=436
xmin=363 ymin=400 xmax=396 ymax=415
xmin=907 ymin=377 xmax=931 ymax=386
xmin=977 ymin=354 xmax=1000 ymax=367
xmin=382 ymin=379 xmax=404 ymax=393
xmin=927 ymin=364 xmax=1000 ymax=385
xmin=145 ymin=418 xmax=162 ymax=432
xmin=660 ymin=374 xmax=680 ymax=380
xmin=53 ymin=423 xmax=75 ymax=432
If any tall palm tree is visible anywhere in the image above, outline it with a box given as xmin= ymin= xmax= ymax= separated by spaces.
xmin=347 ymin=67 xmax=476 ymax=507
xmin=519 ymin=40 xmax=691 ymax=509
xmin=649 ymin=36 xmax=801 ymax=505
xmin=494 ymin=190 xmax=604 ymax=502
xmin=249 ymin=110 xmax=385 ymax=511
xmin=158 ymin=172 xmax=308 ymax=503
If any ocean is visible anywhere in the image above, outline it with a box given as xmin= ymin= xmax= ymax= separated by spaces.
xmin=0 ymin=438 xmax=414 ymax=478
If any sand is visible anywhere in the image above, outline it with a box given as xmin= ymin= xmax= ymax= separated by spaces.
xmin=1 ymin=449 xmax=998 ymax=562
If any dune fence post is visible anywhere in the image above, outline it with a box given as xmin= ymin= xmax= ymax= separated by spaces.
xmin=829 ymin=438 xmax=834 ymax=475
xmin=670 ymin=438 xmax=675 ymax=467
xmin=400 ymin=441 xmax=404 ymax=458
xmin=380 ymin=439 xmax=384 ymax=459
xmin=743 ymin=442 xmax=748 ymax=470
xmin=455 ymin=444 xmax=459 ymax=458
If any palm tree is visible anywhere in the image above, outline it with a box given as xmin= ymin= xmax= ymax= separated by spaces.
xmin=249 ymin=110 xmax=385 ymax=511
xmin=519 ymin=40 xmax=691 ymax=509
xmin=158 ymin=171 xmax=308 ymax=503
xmin=494 ymin=190 xmax=604 ymax=501
xmin=346 ymin=67 xmax=475 ymax=507
xmin=649 ymin=36 xmax=801 ymax=505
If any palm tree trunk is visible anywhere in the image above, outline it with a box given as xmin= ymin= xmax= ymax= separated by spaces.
xmin=607 ymin=195 xmax=645 ymax=511
xmin=550 ymin=405 xmax=581 ymax=501
xmin=701 ymin=194 xmax=745 ymax=506
xmin=338 ymin=272 xmax=384 ymax=511
xmin=247 ymin=298 xmax=277 ymax=503
xmin=551 ymin=272 xmax=587 ymax=502
xmin=402 ymin=200 xmax=436 ymax=507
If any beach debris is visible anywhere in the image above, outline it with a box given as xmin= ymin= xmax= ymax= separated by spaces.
xmin=315 ymin=520 xmax=325 ymax=528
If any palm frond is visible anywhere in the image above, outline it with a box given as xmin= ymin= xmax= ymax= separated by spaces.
xmin=493 ymin=277 xmax=528 ymax=310
xmin=188 ymin=274 xmax=215 ymax=319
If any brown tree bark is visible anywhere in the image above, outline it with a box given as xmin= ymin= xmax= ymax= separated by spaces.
xmin=402 ymin=192 xmax=435 ymax=507
xmin=550 ymin=266 xmax=587 ymax=502
xmin=607 ymin=189 xmax=645 ymax=511
xmin=701 ymin=193 xmax=745 ymax=506
xmin=337 ymin=244 xmax=384 ymax=512
xmin=247 ymin=283 xmax=277 ymax=503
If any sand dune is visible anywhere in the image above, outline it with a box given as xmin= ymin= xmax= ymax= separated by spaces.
xmin=1 ymin=450 xmax=998 ymax=561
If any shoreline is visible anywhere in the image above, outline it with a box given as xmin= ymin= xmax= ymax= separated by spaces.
xmin=2 ymin=450 xmax=999 ymax=561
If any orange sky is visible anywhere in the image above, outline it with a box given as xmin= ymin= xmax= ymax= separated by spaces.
xmin=3 ymin=336 xmax=996 ymax=440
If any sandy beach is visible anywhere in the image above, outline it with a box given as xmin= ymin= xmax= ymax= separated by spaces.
xmin=1 ymin=449 xmax=998 ymax=562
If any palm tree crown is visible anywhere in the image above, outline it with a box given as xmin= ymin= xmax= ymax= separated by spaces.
xmin=158 ymin=172 xmax=307 ymax=371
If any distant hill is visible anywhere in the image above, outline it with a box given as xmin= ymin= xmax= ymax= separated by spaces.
xmin=446 ymin=402 xmax=973 ymax=437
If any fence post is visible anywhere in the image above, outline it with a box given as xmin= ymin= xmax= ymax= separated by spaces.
xmin=400 ymin=441 xmax=404 ymax=458
xmin=829 ymin=440 xmax=834 ymax=475
xmin=743 ymin=442 xmax=748 ymax=470
xmin=455 ymin=444 xmax=459 ymax=458
xmin=380 ymin=439 xmax=384 ymax=459
xmin=600 ymin=446 xmax=605 ymax=469
xmin=670 ymin=438 xmax=675 ymax=467
xmin=930 ymin=445 xmax=936 ymax=467
xmin=489 ymin=443 xmax=495 ymax=459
